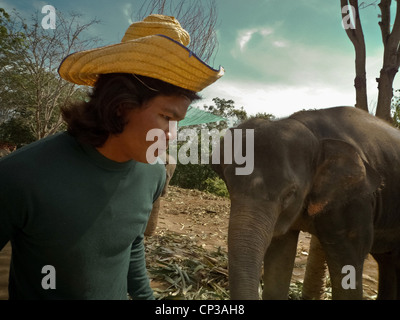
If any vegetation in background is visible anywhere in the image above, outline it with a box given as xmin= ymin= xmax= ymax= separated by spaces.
xmin=0 ymin=8 xmax=98 ymax=146
xmin=391 ymin=89 xmax=400 ymax=129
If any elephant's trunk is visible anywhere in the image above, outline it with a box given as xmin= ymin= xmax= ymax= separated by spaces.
xmin=228 ymin=200 xmax=278 ymax=300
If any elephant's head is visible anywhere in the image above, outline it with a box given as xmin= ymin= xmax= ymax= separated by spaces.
xmin=212 ymin=117 xmax=381 ymax=299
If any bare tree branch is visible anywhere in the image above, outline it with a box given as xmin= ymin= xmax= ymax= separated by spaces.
xmin=0 ymin=10 xmax=99 ymax=139
xmin=136 ymin=0 xmax=219 ymax=64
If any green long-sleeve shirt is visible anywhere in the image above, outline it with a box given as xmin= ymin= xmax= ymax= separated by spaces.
xmin=0 ymin=132 xmax=165 ymax=299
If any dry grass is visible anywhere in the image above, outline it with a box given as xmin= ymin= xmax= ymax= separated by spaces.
xmin=145 ymin=230 xmax=229 ymax=300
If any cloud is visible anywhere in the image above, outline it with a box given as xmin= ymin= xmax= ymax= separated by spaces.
xmin=272 ymin=40 xmax=288 ymax=48
xmin=229 ymin=30 xmax=358 ymax=89
xmin=238 ymin=29 xmax=255 ymax=51
xmin=194 ymin=78 xmax=356 ymax=119
xmin=237 ymin=27 xmax=274 ymax=51
xmin=122 ymin=3 xmax=133 ymax=25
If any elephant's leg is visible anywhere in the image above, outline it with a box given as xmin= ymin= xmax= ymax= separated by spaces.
xmin=315 ymin=201 xmax=373 ymax=300
xmin=372 ymin=252 xmax=397 ymax=300
xmin=320 ymin=244 xmax=366 ymax=299
xmin=396 ymin=260 xmax=400 ymax=300
xmin=262 ymin=230 xmax=299 ymax=299
xmin=302 ymin=235 xmax=328 ymax=300
xmin=144 ymin=197 xmax=161 ymax=236
xmin=396 ymin=254 xmax=400 ymax=300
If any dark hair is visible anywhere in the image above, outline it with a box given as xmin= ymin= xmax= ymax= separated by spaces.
xmin=61 ymin=73 xmax=201 ymax=147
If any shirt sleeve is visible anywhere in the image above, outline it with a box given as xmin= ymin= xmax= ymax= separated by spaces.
xmin=127 ymin=234 xmax=155 ymax=300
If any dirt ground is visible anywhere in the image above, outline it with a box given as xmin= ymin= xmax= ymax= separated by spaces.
xmin=0 ymin=186 xmax=379 ymax=300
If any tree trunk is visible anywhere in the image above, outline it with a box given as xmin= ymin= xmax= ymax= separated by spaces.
xmin=375 ymin=0 xmax=400 ymax=123
xmin=341 ymin=0 xmax=369 ymax=112
xmin=376 ymin=67 xmax=397 ymax=122
xmin=354 ymin=60 xmax=368 ymax=112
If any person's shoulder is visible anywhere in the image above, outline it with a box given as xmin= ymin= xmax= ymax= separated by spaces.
xmin=0 ymin=132 xmax=76 ymax=172
xmin=136 ymin=159 xmax=165 ymax=173
xmin=135 ymin=159 xmax=166 ymax=182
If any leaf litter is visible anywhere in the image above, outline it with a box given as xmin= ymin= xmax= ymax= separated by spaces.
xmin=145 ymin=230 xmax=229 ymax=300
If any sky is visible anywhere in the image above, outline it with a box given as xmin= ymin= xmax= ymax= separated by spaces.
xmin=0 ymin=0 xmax=398 ymax=118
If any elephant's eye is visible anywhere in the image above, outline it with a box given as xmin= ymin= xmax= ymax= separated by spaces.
xmin=286 ymin=188 xmax=296 ymax=198
xmin=282 ymin=186 xmax=297 ymax=210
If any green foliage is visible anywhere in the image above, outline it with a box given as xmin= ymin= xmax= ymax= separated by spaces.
xmin=393 ymin=104 xmax=400 ymax=129
xmin=0 ymin=117 xmax=35 ymax=147
xmin=171 ymin=162 xmax=218 ymax=191
xmin=249 ymin=112 xmax=275 ymax=120
xmin=204 ymin=97 xmax=248 ymax=129
xmin=203 ymin=177 xmax=229 ymax=198
xmin=392 ymin=89 xmax=400 ymax=129
xmin=0 ymin=8 xmax=98 ymax=144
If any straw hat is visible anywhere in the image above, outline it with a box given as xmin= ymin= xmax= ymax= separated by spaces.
xmin=58 ymin=14 xmax=224 ymax=92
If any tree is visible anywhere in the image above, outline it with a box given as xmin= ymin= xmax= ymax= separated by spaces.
xmin=375 ymin=0 xmax=400 ymax=121
xmin=340 ymin=1 xmax=368 ymax=112
xmin=340 ymin=0 xmax=400 ymax=122
xmin=205 ymin=97 xmax=248 ymax=130
xmin=249 ymin=112 xmax=275 ymax=121
xmin=0 ymin=117 xmax=35 ymax=147
xmin=0 ymin=9 xmax=100 ymax=143
xmin=0 ymin=8 xmax=27 ymax=125
xmin=135 ymin=0 xmax=218 ymax=63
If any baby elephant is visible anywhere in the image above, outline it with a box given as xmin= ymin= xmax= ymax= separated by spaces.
xmin=212 ymin=106 xmax=400 ymax=300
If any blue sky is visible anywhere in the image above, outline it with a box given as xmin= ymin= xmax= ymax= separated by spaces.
xmin=1 ymin=0 xmax=397 ymax=118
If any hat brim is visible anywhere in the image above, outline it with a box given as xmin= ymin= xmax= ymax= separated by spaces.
xmin=58 ymin=35 xmax=224 ymax=92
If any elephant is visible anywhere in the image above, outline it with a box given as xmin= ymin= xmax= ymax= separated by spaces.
xmin=144 ymin=154 xmax=176 ymax=236
xmin=212 ymin=106 xmax=400 ymax=300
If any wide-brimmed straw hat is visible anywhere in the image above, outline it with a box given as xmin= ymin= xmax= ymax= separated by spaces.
xmin=58 ymin=14 xmax=224 ymax=92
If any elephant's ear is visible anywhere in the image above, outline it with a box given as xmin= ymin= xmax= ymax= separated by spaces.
xmin=307 ymin=139 xmax=382 ymax=216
